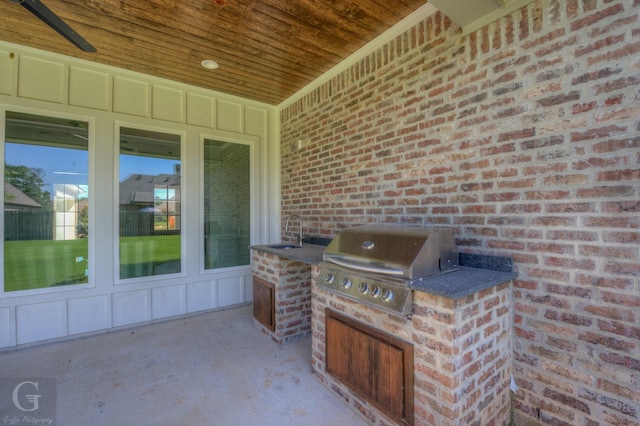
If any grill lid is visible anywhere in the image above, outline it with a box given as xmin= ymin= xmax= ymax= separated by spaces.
xmin=323 ymin=225 xmax=458 ymax=280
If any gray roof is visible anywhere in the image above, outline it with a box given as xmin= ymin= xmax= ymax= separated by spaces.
xmin=4 ymin=182 xmax=42 ymax=209
xmin=119 ymin=174 xmax=181 ymax=205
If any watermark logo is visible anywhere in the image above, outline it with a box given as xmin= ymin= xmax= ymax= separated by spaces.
xmin=12 ymin=381 xmax=41 ymax=412
xmin=0 ymin=378 xmax=56 ymax=425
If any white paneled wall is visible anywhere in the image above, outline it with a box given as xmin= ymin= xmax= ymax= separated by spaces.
xmin=17 ymin=56 xmax=65 ymax=103
xmin=112 ymin=290 xmax=149 ymax=328
xmin=67 ymin=295 xmax=110 ymax=335
xmin=152 ymin=86 xmax=185 ymax=123
xmin=16 ymin=301 xmax=66 ymax=345
xmin=68 ymin=66 xmax=111 ymax=111
xmin=217 ymin=276 xmax=245 ymax=307
xmin=112 ymin=76 xmax=150 ymax=116
xmin=0 ymin=41 xmax=277 ymax=349
xmin=186 ymin=281 xmax=216 ymax=312
xmin=0 ymin=49 xmax=12 ymax=95
xmin=217 ymin=99 xmax=243 ymax=133
xmin=0 ymin=307 xmax=12 ymax=347
xmin=151 ymin=285 xmax=185 ymax=320
xmin=186 ymin=93 xmax=215 ymax=128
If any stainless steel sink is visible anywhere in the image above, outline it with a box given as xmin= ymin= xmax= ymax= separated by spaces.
xmin=268 ymin=244 xmax=300 ymax=250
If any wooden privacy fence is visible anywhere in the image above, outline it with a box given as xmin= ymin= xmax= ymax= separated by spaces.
xmin=120 ymin=211 xmax=154 ymax=237
xmin=119 ymin=211 xmax=180 ymax=237
xmin=4 ymin=211 xmax=178 ymax=240
xmin=4 ymin=210 xmax=52 ymax=241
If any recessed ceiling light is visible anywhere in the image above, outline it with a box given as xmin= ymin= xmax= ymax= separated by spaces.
xmin=201 ymin=59 xmax=219 ymax=70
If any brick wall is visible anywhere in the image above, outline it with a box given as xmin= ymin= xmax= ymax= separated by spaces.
xmin=204 ymin=143 xmax=250 ymax=234
xmin=252 ymin=250 xmax=312 ymax=343
xmin=204 ymin=143 xmax=251 ymax=267
xmin=282 ymin=1 xmax=640 ymax=424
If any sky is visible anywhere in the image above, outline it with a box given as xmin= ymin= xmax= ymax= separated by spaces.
xmin=5 ymin=143 xmax=88 ymax=188
xmin=5 ymin=144 xmax=179 ymax=200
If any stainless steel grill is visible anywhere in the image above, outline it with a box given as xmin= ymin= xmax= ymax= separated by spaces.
xmin=316 ymin=225 xmax=458 ymax=316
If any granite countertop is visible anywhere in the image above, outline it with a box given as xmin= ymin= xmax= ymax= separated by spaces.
xmin=410 ymin=267 xmax=515 ymax=300
xmin=250 ymin=243 xmax=326 ymax=265
xmin=409 ymin=252 xmax=516 ymax=300
xmin=250 ymin=244 xmax=516 ymax=299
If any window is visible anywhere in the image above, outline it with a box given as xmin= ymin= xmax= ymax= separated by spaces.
xmin=3 ymin=111 xmax=89 ymax=292
xmin=119 ymin=127 xmax=181 ymax=279
xmin=203 ymin=139 xmax=250 ymax=269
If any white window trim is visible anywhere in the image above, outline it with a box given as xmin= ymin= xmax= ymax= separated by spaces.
xmin=0 ymin=105 xmax=96 ymax=298
xmin=113 ymin=121 xmax=187 ymax=286
xmin=199 ymin=131 xmax=259 ymax=275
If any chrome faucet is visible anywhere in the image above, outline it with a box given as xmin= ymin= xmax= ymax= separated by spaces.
xmin=285 ymin=215 xmax=303 ymax=246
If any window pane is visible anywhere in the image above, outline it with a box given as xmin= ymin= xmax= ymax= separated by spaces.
xmin=119 ymin=127 xmax=181 ymax=279
xmin=4 ymin=111 xmax=89 ymax=292
xmin=204 ymin=139 xmax=250 ymax=269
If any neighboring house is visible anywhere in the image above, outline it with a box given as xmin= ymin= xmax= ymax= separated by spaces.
xmin=119 ymin=173 xmax=181 ymax=213
xmin=3 ymin=182 xmax=42 ymax=211
xmin=119 ymin=173 xmax=181 ymax=235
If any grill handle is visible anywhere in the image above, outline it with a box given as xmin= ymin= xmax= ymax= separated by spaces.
xmin=324 ymin=255 xmax=404 ymax=276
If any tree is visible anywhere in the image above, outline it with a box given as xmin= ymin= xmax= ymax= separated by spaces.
xmin=77 ymin=205 xmax=89 ymax=238
xmin=4 ymin=163 xmax=52 ymax=210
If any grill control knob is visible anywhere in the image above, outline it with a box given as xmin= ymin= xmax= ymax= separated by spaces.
xmin=324 ymin=274 xmax=335 ymax=284
xmin=381 ymin=288 xmax=394 ymax=302
xmin=341 ymin=277 xmax=352 ymax=289
xmin=358 ymin=282 xmax=369 ymax=294
xmin=369 ymin=285 xmax=381 ymax=298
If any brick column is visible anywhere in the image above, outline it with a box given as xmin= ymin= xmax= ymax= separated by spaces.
xmin=252 ymin=250 xmax=312 ymax=344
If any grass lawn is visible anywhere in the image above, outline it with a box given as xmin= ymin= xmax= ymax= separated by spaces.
xmin=4 ymin=235 xmax=181 ymax=291
xmin=4 ymin=239 xmax=88 ymax=292
xmin=119 ymin=235 xmax=181 ymax=279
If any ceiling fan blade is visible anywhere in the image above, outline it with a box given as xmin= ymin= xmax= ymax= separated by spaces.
xmin=18 ymin=0 xmax=96 ymax=52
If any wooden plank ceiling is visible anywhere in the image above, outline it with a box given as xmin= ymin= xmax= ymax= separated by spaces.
xmin=0 ymin=0 xmax=428 ymax=105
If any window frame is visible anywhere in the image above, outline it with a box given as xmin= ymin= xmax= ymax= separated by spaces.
xmin=199 ymin=132 xmax=258 ymax=275
xmin=114 ymin=122 xmax=186 ymax=285
xmin=1 ymin=106 xmax=96 ymax=298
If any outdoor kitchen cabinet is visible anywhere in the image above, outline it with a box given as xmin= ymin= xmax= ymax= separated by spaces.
xmin=252 ymin=276 xmax=275 ymax=332
xmin=250 ymin=245 xmax=320 ymax=343
xmin=325 ymin=309 xmax=414 ymax=426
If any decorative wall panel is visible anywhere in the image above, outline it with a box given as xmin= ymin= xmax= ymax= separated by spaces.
xmin=216 ymin=99 xmax=242 ymax=133
xmin=186 ymin=92 xmax=214 ymax=128
xmin=151 ymin=284 xmax=185 ymax=319
xmin=113 ymin=76 xmax=149 ymax=117
xmin=68 ymin=67 xmax=110 ymax=111
xmin=68 ymin=295 xmax=110 ymax=335
xmin=186 ymin=281 xmax=215 ymax=313
xmin=17 ymin=56 xmax=64 ymax=103
xmin=217 ymin=276 xmax=243 ymax=307
xmin=112 ymin=290 xmax=149 ymax=327
xmin=152 ymin=85 xmax=184 ymax=123
xmin=16 ymin=301 xmax=65 ymax=344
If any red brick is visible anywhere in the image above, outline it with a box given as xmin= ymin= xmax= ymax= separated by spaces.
xmin=280 ymin=2 xmax=640 ymax=424
xmin=570 ymin=3 xmax=625 ymax=31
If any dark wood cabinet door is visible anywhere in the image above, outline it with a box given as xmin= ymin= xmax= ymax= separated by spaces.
xmin=326 ymin=309 xmax=414 ymax=426
xmin=253 ymin=277 xmax=275 ymax=331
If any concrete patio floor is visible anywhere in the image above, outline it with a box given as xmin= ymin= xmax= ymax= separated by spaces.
xmin=1 ymin=304 xmax=369 ymax=426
